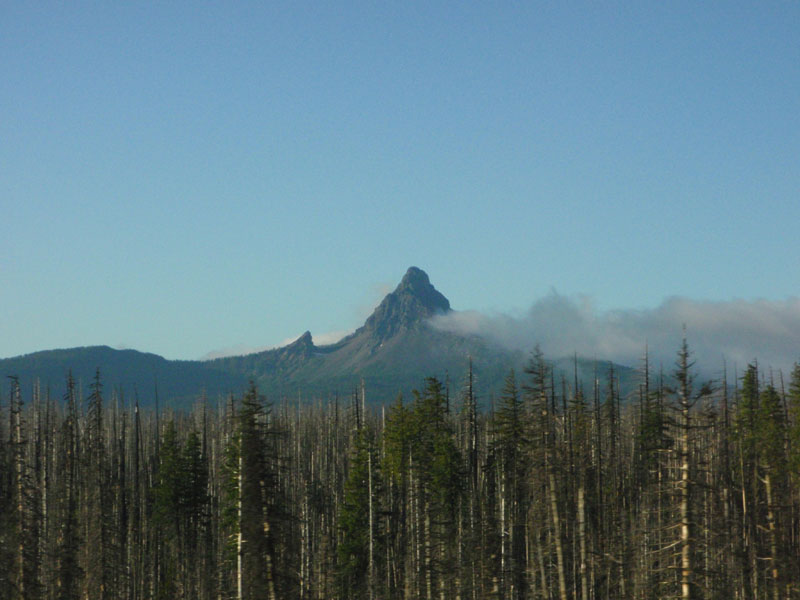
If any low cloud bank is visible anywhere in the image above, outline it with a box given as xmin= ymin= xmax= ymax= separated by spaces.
xmin=431 ymin=292 xmax=800 ymax=377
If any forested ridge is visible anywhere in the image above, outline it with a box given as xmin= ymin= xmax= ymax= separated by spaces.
xmin=2 ymin=341 xmax=800 ymax=599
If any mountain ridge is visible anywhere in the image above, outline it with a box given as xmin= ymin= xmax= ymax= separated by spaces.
xmin=0 ymin=268 xmax=638 ymax=406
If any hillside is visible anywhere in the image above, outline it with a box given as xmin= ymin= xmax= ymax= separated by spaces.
xmin=0 ymin=345 xmax=247 ymax=407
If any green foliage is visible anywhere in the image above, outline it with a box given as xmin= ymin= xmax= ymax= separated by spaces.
xmin=493 ymin=370 xmax=526 ymax=457
xmin=382 ymin=395 xmax=412 ymax=483
xmin=9 ymin=338 xmax=800 ymax=600
xmin=56 ymin=373 xmax=82 ymax=600
xmin=379 ymin=378 xmax=464 ymax=595
xmin=570 ymin=386 xmax=591 ymax=455
xmin=220 ymin=427 xmax=241 ymax=572
xmin=150 ymin=419 xmax=209 ymax=599
xmin=238 ymin=383 xmax=273 ymax=598
xmin=491 ymin=370 xmax=527 ymax=505
xmin=152 ymin=420 xmax=209 ymax=529
xmin=337 ymin=428 xmax=375 ymax=597
xmin=757 ymin=385 xmax=787 ymax=472
xmin=181 ymin=430 xmax=208 ymax=535
xmin=731 ymin=364 xmax=790 ymax=477
xmin=83 ymin=370 xmax=111 ymax=600
xmin=233 ymin=381 xmax=295 ymax=598
xmin=788 ymin=363 xmax=800 ymax=477
xmin=153 ymin=420 xmax=182 ymax=532
xmin=734 ymin=363 xmax=760 ymax=454
xmin=523 ymin=346 xmax=551 ymax=454
xmin=412 ymin=378 xmax=462 ymax=507
xmin=383 ymin=379 xmax=463 ymax=504
xmin=636 ymin=384 xmax=671 ymax=482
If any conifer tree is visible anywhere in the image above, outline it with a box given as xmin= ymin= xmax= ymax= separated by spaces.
xmin=337 ymin=426 xmax=379 ymax=598
xmin=56 ymin=373 xmax=82 ymax=600
xmin=235 ymin=382 xmax=293 ymax=599
xmin=734 ymin=362 xmax=760 ymax=598
xmin=756 ymin=384 xmax=787 ymax=598
xmin=491 ymin=370 xmax=526 ymax=599
xmin=220 ymin=409 xmax=242 ymax=599
xmin=84 ymin=370 xmax=112 ymax=600
xmin=152 ymin=419 xmax=182 ymax=598
xmin=382 ymin=394 xmax=414 ymax=597
xmin=182 ymin=429 xmax=209 ymax=597
xmin=668 ymin=337 xmax=712 ymax=600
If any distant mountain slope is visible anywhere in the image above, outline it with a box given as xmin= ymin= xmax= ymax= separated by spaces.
xmin=1 ymin=267 xmax=639 ymax=407
xmin=0 ymin=346 xmax=248 ymax=407
xmin=206 ymin=267 xmax=510 ymax=401
xmin=206 ymin=267 xmax=639 ymax=404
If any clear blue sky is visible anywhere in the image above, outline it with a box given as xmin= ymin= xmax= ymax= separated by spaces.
xmin=2 ymin=2 xmax=798 ymax=360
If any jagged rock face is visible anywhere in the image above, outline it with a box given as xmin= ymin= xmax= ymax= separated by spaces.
xmin=276 ymin=331 xmax=314 ymax=363
xmin=361 ymin=267 xmax=451 ymax=341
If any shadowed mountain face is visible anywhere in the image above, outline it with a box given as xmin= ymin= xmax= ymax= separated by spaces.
xmin=210 ymin=266 xmax=511 ymax=402
xmin=361 ymin=266 xmax=451 ymax=341
xmin=0 ymin=267 xmax=636 ymax=407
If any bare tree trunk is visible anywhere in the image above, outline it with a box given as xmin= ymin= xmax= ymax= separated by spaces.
xmin=548 ymin=470 xmax=568 ymax=600
xmin=680 ymin=408 xmax=692 ymax=600
xmin=424 ymin=507 xmax=433 ymax=600
xmin=368 ymin=447 xmax=375 ymax=600
xmin=237 ymin=452 xmax=243 ymax=600
xmin=534 ymin=525 xmax=548 ymax=600
xmin=410 ymin=452 xmax=420 ymax=599
xmin=578 ymin=485 xmax=589 ymax=600
xmin=264 ymin=519 xmax=277 ymax=600
xmin=763 ymin=470 xmax=780 ymax=600
xmin=12 ymin=381 xmax=26 ymax=599
xmin=500 ymin=480 xmax=507 ymax=600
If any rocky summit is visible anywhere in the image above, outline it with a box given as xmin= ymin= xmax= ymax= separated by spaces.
xmin=356 ymin=266 xmax=451 ymax=342
xmin=210 ymin=266 xmax=513 ymax=403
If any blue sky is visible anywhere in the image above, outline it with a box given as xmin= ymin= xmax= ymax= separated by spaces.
xmin=2 ymin=2 xmax=799 ymax=362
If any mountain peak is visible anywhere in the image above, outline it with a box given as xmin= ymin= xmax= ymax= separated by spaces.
xmin=360 ymin=267 xmax=451 ymax=341
xmin=399 ymin=265 xmax=430 ymax=287
xmin=276 ymin=330 xmax=315 ymax=363
xmin=395 ymin=266 xmax=450 ymax=312
xmin=293 ymin=331 xmax=313 ymax=346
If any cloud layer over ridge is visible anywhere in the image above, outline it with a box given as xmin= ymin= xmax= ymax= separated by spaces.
xmin=431 ymin=292 xmax=800 ymax=378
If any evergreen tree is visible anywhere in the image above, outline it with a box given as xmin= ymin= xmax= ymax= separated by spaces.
xmin=787 ymin=362 xmax=800 ymax=476
xmin=734 ymin=362 xmax=760 ymax=598
xmin=668 ymin=337 xmax=713 ymax=600
xmin=84 ymin=370 xmax=112 ymax=600
xmin=414 ymin=377 xmax=462 ymax=599
xmin=152 ymin=420 xmax=182 ymax=598
xmin=56 ymin=373 xmax=82 ymax=600
xmin=381 ymin=394 xmax=414 ymax=597
xmin=491 ymin=370 xmax=526 ymax=599
xmin=236 ymin=382 xmax=293 ymax=599
xmin=181 ymin=429 xmax=209 ymax=597
xmin=6 ymin=345 xmax=800 ymax=599
xmin=337 ymin=426 xmax=379 ymax=598
xmin=220 ymin=414 xmax=242 ymax=599
xmin=755 ymin=384 xmax=789 ymax=598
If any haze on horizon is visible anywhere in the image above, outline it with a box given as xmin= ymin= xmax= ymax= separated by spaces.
xmin=2 ymin=3 xmax=798 ymax=364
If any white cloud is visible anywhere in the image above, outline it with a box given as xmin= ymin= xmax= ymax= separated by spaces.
xmin=431 ymin=292 xmax=800 ymax=376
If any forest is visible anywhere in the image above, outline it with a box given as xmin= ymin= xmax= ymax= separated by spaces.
xmin=1 ymin=340 xmax=799 ymax=600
